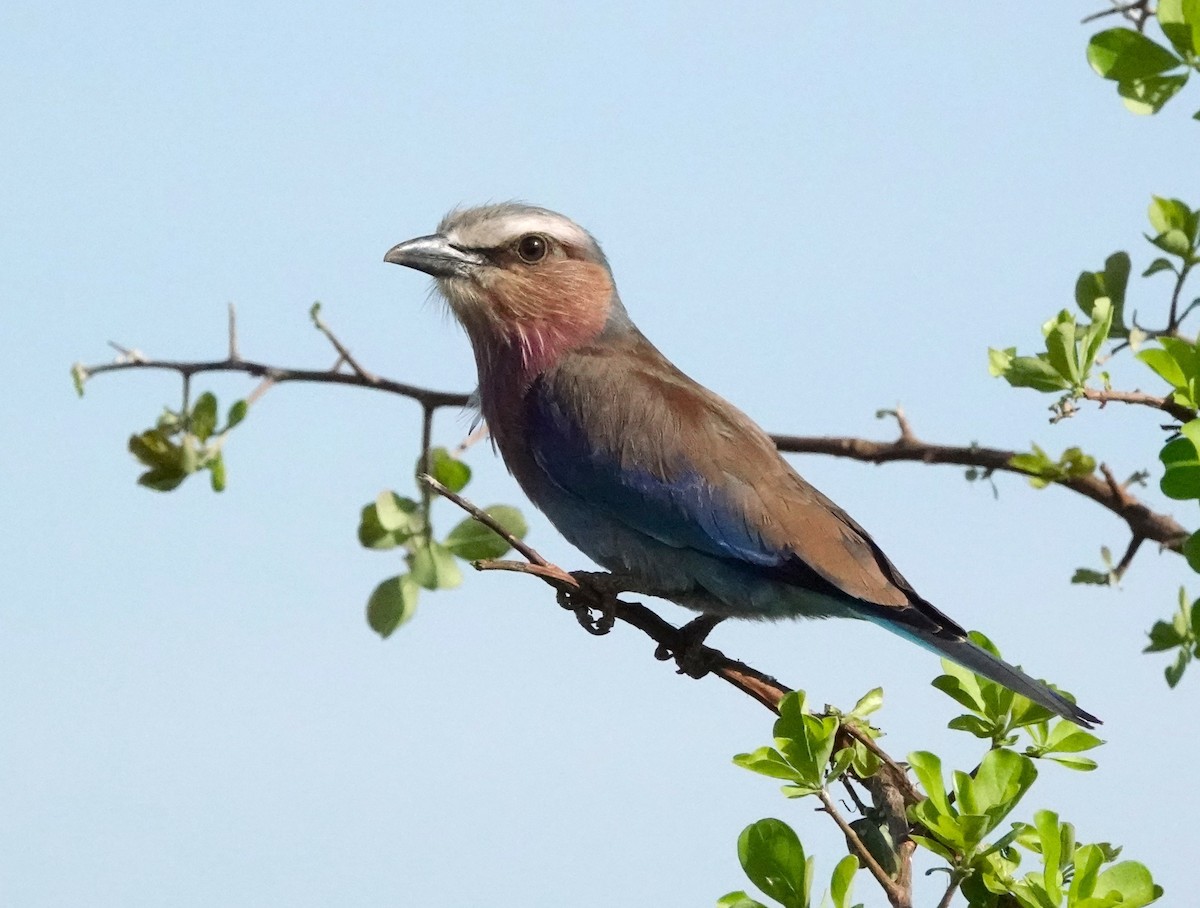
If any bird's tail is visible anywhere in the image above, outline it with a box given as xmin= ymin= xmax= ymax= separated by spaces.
xmin=885 ymin=622 xmax=1101 ymax=729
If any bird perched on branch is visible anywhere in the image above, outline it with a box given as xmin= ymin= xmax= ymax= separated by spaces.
xmin=385 ymin=203 xmax=1099 ymax=728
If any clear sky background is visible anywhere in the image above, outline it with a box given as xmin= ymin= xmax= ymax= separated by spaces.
xmin=3 ymin=3 xmax=1197 ymax=906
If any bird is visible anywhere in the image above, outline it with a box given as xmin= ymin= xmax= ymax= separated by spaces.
xmin=384 ymin=202 xmax=1099 ymax=728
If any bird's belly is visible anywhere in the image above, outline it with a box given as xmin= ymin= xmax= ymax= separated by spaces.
xmin=526 ymin=480 xmax=853 ymax=622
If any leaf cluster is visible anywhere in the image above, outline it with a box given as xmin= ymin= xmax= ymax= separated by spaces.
xmin=1087 ymin=1 xmax=1200 ymax=117
xmin=721 ymin=645 xmax=1158 ymax=908
xmin=1143 ymin=587 xmax=1200 ymax=686
xmin=988 ymin=195 xmax=1200 ymax=686
xmin=126 ymin=392 xmax=246 ymax=492
xmin=359 ymin=446 xmax=528 ymax=637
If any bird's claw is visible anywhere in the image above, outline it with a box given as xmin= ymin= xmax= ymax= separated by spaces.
xmin=654 ymin=613 xmax=726 ymax=679
xmin=556 ymin=585 xmax=616 ymax=636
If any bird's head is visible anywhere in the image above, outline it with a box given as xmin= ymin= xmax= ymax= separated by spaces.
xmin=385 ymin=203 xmax=630 ymax=380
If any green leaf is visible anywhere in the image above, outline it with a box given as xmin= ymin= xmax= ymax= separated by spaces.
xmin=733 ymin=746 xmax=805 ymax=782
xmin=375 ymin=491 xmax=421 ymax=535
xmin=71 ymin=363 xmax=87 ymax=397
xmin=191 ymin=392 xmax=218 ymax=442
xmin=1041 ymin=310 xmax=1081 ymax=384
xmin=1080 ymin=297 xmax=1114 ymax=375
xmin=775 ymin=714 xmax=839 ymax=790
xmin=1137 ymin=347 xmax=1188 ymax=387
xmin=908 ymin=751 xmax=951 ymax=816
xmin=1183 ymin=530 xmax=1200 ymax=572
xmin=1148 ymin=195 xmax=1194 ymax=236
xmin=1076 ymin=253 xmax=1131 ymax=338
xmin=1070 ymin=844 xmax=1106 ymax=904
xmin=1165 ymin=647 xmax=1191 ymax=686
xmin=848 ymin=687 xmax=883 ymax=719
xmin=226 ymin=399 xmax=248 ymax=430
xmin=1045 ymin=754 xmax=1099 ymax=771
xmin=427 ymin=447 xmax=472 ymax=493
xmin=908 ymin=834 xmax=956 ymax=862
xmin=932 ymin=663 xmax=985 ymax=712
xmin=409 ymin=541 xmax=463 ymax=590
xmin=128 ymin=429 xmax=182 ymax=470
xmin=988 ymin=348 xmax=1072 ymax=392
xmin=960 ymin=749 xmax=1038 ymax=834
xmin=1142 ymin=256 xmax=1176 ymax=277
xmin=1087 ymin=28 xmax=1183 ymax=81
xmin=829 ymin=856 xmax=858 ymax=908
xmin=1145 ymin=619 xmax=1185 ymax=653
xmin=1092 ymin=861 xmax=1163 ymax=908
xmin=1160 ymin=427 xmax=1200 ymax=499
xmin=827 ymin=746 xmax=855 ymax=784
xmin=1120 ymin=72 xmax=1189 ymax=115
xmin=1043 ymin=726 xmax=1103 ymax=753
xmin=443 ymin=506 xmax=528 ymax=560
xmin=1149 ymin=228 xmax=1192 ymax=257
xmin=737 ymin=819 xmax=812 ymax=908
xmin=137 ymin=467 xmax=187 ymax=492
xmin=180 ymin=435 xmax=199 ymax=473
xmin=366 ymin=573 xmax=419 ymax=638
xmin=947 ymin=714 xmax=995 ymax=738
xmin=358 ymin=494 xmax=422 ymax=550
xmin=1072 ymin=568 xmax=1112 ymax=586
xmin=1159 ymin=0 xmax=1200 ymax=57
xmin=208 ymin=451 xmax=227 ymax=492
xmin=716 ymin=892 xmax=769 ymax=908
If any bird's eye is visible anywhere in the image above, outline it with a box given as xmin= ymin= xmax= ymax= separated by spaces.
xmin=516 ymin=234 xmax=549 ymax=263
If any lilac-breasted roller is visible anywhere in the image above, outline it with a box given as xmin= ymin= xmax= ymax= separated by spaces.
xmin=385 ymin=203 xmax=1098 ymax=728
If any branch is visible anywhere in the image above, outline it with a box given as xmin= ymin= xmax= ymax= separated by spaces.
xmin=78 ymin=355 xmax=471 ymax=410
xmin=818 ymin=790 xmax=910 ymax=908
xmin=1082 ymin=387 xmax=1195 ymax=423
xmin=77 ymin=323 xmax=1188 ymax=572
xmin=771 ymin=432 xmax=1188 ymax=554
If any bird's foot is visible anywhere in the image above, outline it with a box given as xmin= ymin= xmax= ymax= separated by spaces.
xmin=556 ymin=575 xmax=617 ymax=636
xmin=654 ymin=613 xmax=725 ymax=679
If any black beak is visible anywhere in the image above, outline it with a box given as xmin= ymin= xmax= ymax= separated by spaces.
xmin=383 ymin=234 xmax=485 ymax=278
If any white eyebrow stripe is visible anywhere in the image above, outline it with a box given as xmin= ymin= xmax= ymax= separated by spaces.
xmin=448 ymin=212 xmax=590 ymax=250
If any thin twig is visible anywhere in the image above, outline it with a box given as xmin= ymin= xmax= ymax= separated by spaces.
xmin=935 ymin=874 xmax=960 ymax=908
xmin=310 ymin=304 xmax=375 ymax=381
xmin=817 ymin=790 xmax=909 ymax=908
xmin=1101 ymin=463 xmax=1134 ymax=509
xmin=418 ymin=407 xmax=435 ymax=544
xmin=228 ymin=303 xmax=240 ymax=361
xmin=840 ymin=776 xmax=870 ymax=815
xmin=878 ymin=407 xmax=916 ymax=443
xmin=1112 ymin=534 xmax=1146 ymax=582
xmin=421 ymin=474 xmax=550 ymax=567
xmin=474 ymin=558 xmax=577 ymax=586
xmin=1167 ymin=261 xmax=1193 ymax=334
xmin=1081 ymin=0 xmax=1152 ymax=25
xmin=841 ymin=724 xmax=921 ymax=806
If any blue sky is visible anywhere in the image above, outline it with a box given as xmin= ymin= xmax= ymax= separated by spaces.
xmin=3 ymin=2 xmax=1197 ymax=905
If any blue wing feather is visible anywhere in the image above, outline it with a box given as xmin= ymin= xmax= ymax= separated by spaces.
xmin=525 ymin=382 xmax=783 ymax=568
